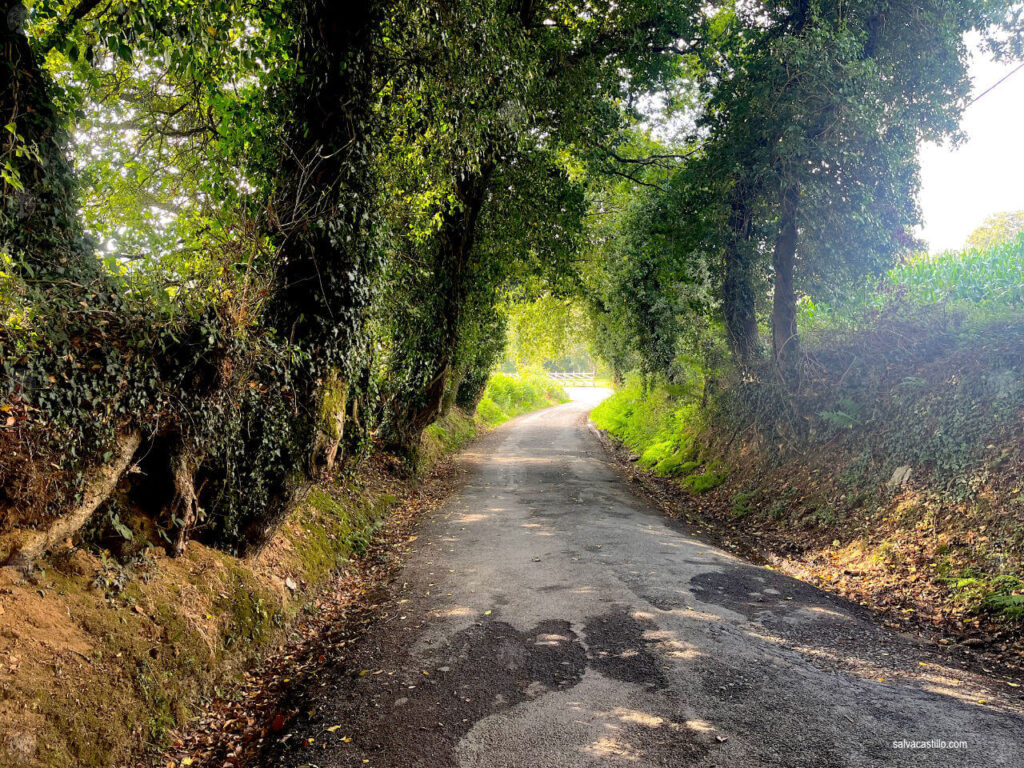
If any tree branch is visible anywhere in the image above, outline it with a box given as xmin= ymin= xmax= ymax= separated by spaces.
xmin=599 ymin=165 xmax=669 ymax=191
xmin=597 ymin=145 xmax=697 ymax=167
xmin=67 ymin=0 xmax=105 ymax=23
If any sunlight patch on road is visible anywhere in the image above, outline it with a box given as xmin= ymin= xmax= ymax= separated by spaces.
xmin=684 ymin=719 xmax=716 ymax=733
xmin=584 ymin=735 xmax=642 ymax=761
xmin=435 ymin=606 xmax=475 ymax=618
xmin=456 ymin=513 xmax=490 ymax=523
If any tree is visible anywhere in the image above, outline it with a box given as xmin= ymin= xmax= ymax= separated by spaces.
xmin=1 ymin=0 xmax=99 ymax=286
xmin=690 ymin=0 xmax=1010 ymax=382
xmin=375 ymin=0 xmax=701 ymax=455
xmin=1 ymin=0 xmax=391 ymax=553
xmin=967 ymin=211 xmax=1024 ymax=251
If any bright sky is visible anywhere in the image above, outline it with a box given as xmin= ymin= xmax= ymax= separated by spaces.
xmin=918 ymin=42 xmax=1024 ymax=253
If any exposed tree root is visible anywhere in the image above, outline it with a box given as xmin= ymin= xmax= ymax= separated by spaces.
xmin=1 ymin=432 xmax=142 ymax=568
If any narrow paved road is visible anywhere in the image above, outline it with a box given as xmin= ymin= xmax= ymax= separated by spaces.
xmin=264 ymin=394 xmax=1024 ymax=768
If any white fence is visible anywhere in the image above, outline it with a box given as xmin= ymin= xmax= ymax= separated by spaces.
xmin=547 ymin=371 xmax=596 ymax=386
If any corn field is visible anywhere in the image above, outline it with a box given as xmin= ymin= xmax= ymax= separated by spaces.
xmin=889 ymin=234 xmax=1024 ymax=306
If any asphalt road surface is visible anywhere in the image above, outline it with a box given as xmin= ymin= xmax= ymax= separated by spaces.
xmin=263 ymin=391 xmax=1024 ymax=768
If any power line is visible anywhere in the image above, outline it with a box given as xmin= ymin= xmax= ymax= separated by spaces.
xmin=969 ymin=60 xmax=1024 ymax=106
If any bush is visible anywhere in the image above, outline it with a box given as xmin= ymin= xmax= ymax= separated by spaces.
xmin=591 ymin=376 xmax=700 ymax=477
xmin=682 ymin=462 xmax=728 ymax=493
xmin=476 ymin=370 xmax=568 ymax=426
xmin=947 ymin=571 xmax=1024 ymax=624
xmin=474 ymin=396 xmax=506 ymax=426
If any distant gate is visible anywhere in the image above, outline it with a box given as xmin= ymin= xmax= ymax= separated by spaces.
xmin=547 ymin=371 xmax=596 ymax=386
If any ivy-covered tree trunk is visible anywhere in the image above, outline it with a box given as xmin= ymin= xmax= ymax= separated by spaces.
xmin=267 ymin=0 xmax=382 ymax=365
xmin=386 ymin=162 xmax=495 ymax=455
xmin=188 ymin=0 xmax=388 ymax=554
xmin=722 ymin=187 xmax=760 ymax=367
xmin=440 ymin=360 xmax=469 ymax=418
xmin=771 ymin=185 xmax=800 ymax=383
xmin=1 ymin=0 xmax=97 ymax=284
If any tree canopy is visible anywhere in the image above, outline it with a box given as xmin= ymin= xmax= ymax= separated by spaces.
xmin=1 ymin=0 xmax=1021 ymax=557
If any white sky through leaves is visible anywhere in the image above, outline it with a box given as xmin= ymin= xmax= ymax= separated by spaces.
xmin=919 ymin=42 xmax=1024 ymax=253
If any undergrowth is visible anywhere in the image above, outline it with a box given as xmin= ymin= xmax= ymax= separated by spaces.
xmin=591 ymin=376 xmax=719 ymax=489
xmin=593 ymin=235 xmax=1024 ymax=642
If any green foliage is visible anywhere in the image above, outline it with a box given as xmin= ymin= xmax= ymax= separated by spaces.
xmin=948 ymin=571 xmax=1024 ymax=624
xmin=476 ymin=371 xmax=568 ymax=427
xmin=887 ymin=234 xmax=1024 ymax=307
xmin=503 ymin=297 xmax=596 ymax=373
xmin=3 ymin=0 xmax=1021 ymax=583
xmin=819 ymin=397 xmax=863 ymax=431
xmin=591 ymin=377 xmax=733 ymax=493
xmin=966 ymin=211 xmax=1024 ymax=252
xmin=681 ymin=462 xmax=728 ymax=493
xmin=581 ymin=0 xmax=1015 ymax=379
xmin=591 ymin=375 xmax=727 ymax=493
xmin=800 ymin=234 xmax=1024 ymax=335
xmin=4 ymin=0 xmax=685 ymax=554
xmin=591 ymin=376 xmax=700 ymax=466
xmin=731 ymin=490 xmax=758 ymax=519
xmin=474 ymin=395 xmax=505 ymax=426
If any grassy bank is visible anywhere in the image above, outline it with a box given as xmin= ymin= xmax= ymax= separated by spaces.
xmin=0 ymin=373 xmax=565 ymax=768
xmin=421 ymin=371 xmax=568 ymax=466
xmin=474 ymin=370 xmax=570 ymax=426
xmin=593 ymin=237 xmax=1024 ymax=655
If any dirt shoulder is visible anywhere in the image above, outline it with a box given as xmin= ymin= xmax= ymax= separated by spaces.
xmin=154 ymin=452 xmax=469 ymax=768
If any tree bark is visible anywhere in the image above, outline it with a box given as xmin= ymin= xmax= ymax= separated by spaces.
xmin=771 ymin=185 xmax=800 ymax=383
xmin=1 ymin=1 xmax=99 ymax=284
xmin=266 ymin=0 xmax=381 ymax=363
xmin=388 ymin=161 xmax=495 ymax=454
xmin=722 ymin=187 xmax=760 ymax=367
xmin=169 ymin=450 xmax=202 ymax=557
xmin=441 ymin=360 xmax=468 ymax=417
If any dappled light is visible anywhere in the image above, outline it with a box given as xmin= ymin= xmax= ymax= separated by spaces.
xmin=2 ymin=0 xmax=1023 ymax=764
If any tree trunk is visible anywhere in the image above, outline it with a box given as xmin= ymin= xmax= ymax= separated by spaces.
xmin=266 ymin=0 xmax=381 ymax=364
xmin=771 ymin=186 xmax=800 ymax=384
xmin=169 ymin=450 xmax=202 ymax=557
xmin=310 ymin=371 xmax=348 ymax=476
xmin=1 ymin=1 xmax=98 ymax=284
xmin=722 ymin=188 xmax=760 ymax=367
xmin=387 ymin=161 xmax=496 ymax=454
xmin=441 ymin=360 xmax=469 ymax=417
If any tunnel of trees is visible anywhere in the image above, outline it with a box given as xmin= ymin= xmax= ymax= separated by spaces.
xmin=1 ymin=0 xmax=1021 ymax=564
